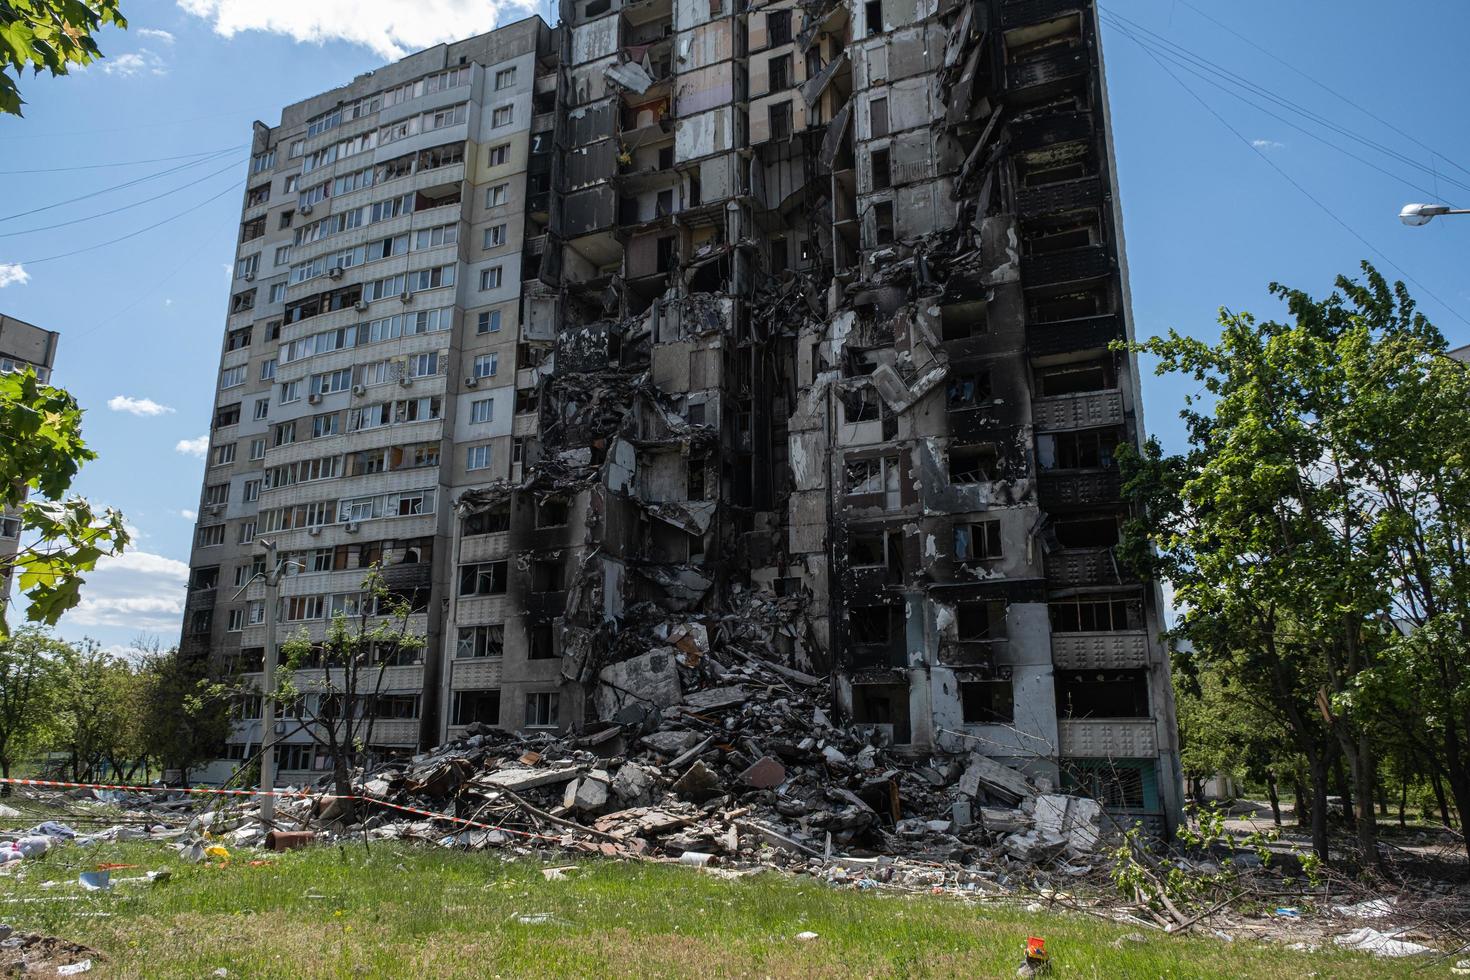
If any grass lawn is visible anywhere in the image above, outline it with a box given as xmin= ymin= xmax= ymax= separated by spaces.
xmin=0 ymin=839 xmax=1427 ymax=978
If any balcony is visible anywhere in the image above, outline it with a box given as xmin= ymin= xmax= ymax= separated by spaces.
xmin=379 ymin=562 xmax=431 ymax=591
xmin=1045 ymin=547 xmax=1128 ymax=588
xmin=1007 ymin=48 xmax=1088 ymax=93
xmin=938 ymin=640 xmax=1001 ymax=668
xmin=1022 ymin=243 xmax=1112 ymax=289
xmin=1032 ymin=388 xmax=1124 ymax=431
xmin=1038 ymin=468 xmax=1122 ymax=511
xmin=1010 ymin=111 xmax=1093 ymax=152
xmin=185 ymin=588 xmax=218 ymax=611
xmin=1051 ymin=630 xmax=1148 ymax=670
xmin=1000 ymin=0 xmax=1083 ymax=29
xmin=1059 ymin=718 xmax=1158 ymax=759
xmin=1017 ymin=175 xmax=1103 ymax=220
xmin=1027 ymin=313 xmax=1125 ymax=357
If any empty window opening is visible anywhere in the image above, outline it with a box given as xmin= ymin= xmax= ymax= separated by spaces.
xmin=1042 ymin=427 xmax=1121 ymax=469
xmin=767 ymin=9 xmax=791 ymax=44
xmin=961 ymin=678 xmax=1014 ymax=723
xmin=940 ymin=301 xmax=988 ymax=341
xmin=452 ymin=690 xmax=501 ymax=726
xmin=869 ymin=96 xmax=888 ymax=137
xmin=528 ymin=622 xmax=557 ymax=659
xmin=1036 ymin=358 xmax=1114 ymax=395
xmin=1054 ymin=515 xmax=1120 ymax=548
xmin=530 ymin=560 xmax=564 ymax=592
xmin=768 ymin=53 xmax=791 ymax=90
xmin=1030 ymin=288 xmax=1108 ymax=323
xmin=874 ymin=201 xmax=894 ymax=245
xmin=844 ymin=386 xmax=881 ymax=423
xmin=1024 ymin=219 xmax=1098 ymax=257
xmin=870 ymin=148 xmax=891 ymax=190
xmin=946 ymin=369 xmax=993 ymax=408
xmin=851 ymin=683 xmax=911 ymax=744
xmin=956 ymin=600 xmax=1006 ymax=641
xmin=949 ymin=443 xmax=999 ymax=484
xmin=536 ymin=496 xmax=570 ymax=528
xmin=954 ymin=520 xmax=1002 ymax=562
xmin=865 ymin=0 xmax=882 ymax=36
xmin=1056 ymin=669 xmax=1149 ymax=718
xmin=769 ymin=101 xmax=793 ymax=140
xmin=1048 ymin=595 xmax=1142 ymax=633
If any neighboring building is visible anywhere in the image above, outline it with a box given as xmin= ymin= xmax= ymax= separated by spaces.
xmin=183 ymin=0 xmax=1183 ymax=832
xmin=0 ymin=314 xmax=60 ymax=604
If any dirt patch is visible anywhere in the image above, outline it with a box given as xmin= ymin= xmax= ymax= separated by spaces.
xmin=0 ymin=933 xmax=102 ymax=977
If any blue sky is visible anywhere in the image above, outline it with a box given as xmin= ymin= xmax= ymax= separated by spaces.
xmin=1 ymin=0 xmax=1467 ymax=652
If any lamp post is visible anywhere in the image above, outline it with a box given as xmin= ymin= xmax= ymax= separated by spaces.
xmin=1400 ymin=202 xmax=1470 ymax=226
xmin=257 ymin=537 xmax=281 ymax=825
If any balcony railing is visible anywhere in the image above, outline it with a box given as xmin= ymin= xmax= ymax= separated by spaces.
xmin=1017 ymin=175 xmax=1103 ymax=220
xmin=1010 ymin=110 xmax=1093 ymax=152
xmin=1032 ymin=388 xmax=1124 ymax=431
xmin=1022 ymin=243 xmax=1112 ymax=288
xmin=1007 ymin=48 xmax=1088 ymax=92
xmin=1045 ymin=547 xmax=1129 ymax=587
xmin=1037 ymin=468 xmax=1123 ymax=510
xmin=1027 ymin=313 xmax=1125 ymax=356
xmin=1000 ymin=0 xmax=1083 ymax=30
xmin=1051 ymin=630 xmax=1148 ymax=670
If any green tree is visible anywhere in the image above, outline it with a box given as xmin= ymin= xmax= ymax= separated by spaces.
xmin=0 ymin=0 xmax=127 ymax=115
xmin=0 ymin=626 xmax=66 ymax=789
xmin=0 ymin=368 xmax=129 ymax=633
xmin=135 ymin=642 xmax=232 ymax=784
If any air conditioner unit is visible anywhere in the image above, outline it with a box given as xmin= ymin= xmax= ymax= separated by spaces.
xmin=299 ymin=204 xmax=314 ymax=215
xmin=327 ymin=266 xmax=344 ymax=279
xmin=353 ymin=299 xmax=370 ymax=312
xmin=399 ymin=290 xmax=413 ymax=303
xmin=307 ymin=525 xmax=322 ymax=536
xmin=397 ymin=375 xmax=413 ymax=387
xmin=465 ymin=375 xmax=478 ymax=388
xmin=206 ymin=503 xmax=223 ymax=516
xmin=273 ymin=722 xmax=287 ymax=735
xmin=307 ymin=392 xmax=323 ymax=404
xmin=243 ymin=272 xmax=255 ymax=282
xmin=351 ymin=384 xmax=366 ymax=396
xmin=345 ymin=521 xmax=360 ymax=534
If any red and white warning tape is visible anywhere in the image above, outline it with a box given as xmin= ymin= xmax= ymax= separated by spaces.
xmin=0 ymin=776 xmax=564 ymax=842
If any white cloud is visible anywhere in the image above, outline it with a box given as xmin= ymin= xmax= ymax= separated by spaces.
xmin=175 ymin=435 xmax=209 ymax=458
xmin=1251 ymin=139 xmax=1284 ymax=150
xmin=177 ymin=0 xmax=537 ymax=59
xmin=137 ymin=28 xmax=177 ymax=43
xmin=0 ymin=263 xmax=29 ymax=288
xmin=102 ymin=49 xmax=169 ymax=76
xmin=108 ymin=395 xmax=176 ymax=417
xmin=66 ymin=549 xmax=189 ymax=632
xmin=180 ymin=509 xmax=197 ymax=521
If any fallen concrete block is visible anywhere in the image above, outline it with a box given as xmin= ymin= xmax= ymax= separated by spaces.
xmin=739 ymin=755 xmax=787 ymax=789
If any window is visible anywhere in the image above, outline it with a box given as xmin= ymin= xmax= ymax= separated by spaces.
xmin=709 ymin=0 xmax=722 ymax=13
xmin=844 ymin=455 xmax=898 ymax=496
xmin=492 ymin=105 xmax=514 ymax=128
xmin=278 ymin=210 xmax=294 ymax=230
xmin=767 ymin=9 xmax=791 ymax=43
xmin=459 ymin=560 xmax=508 ymax=596
xmin=466 ymin=444 xmax=492 ymax=471
xmin=494 ymin=67 xmax=516 ymax=90
xmin=473 ymin=353 xmax=499 ymax=378
xmin=211 ymin=443 xmax=236 ymax=466
xmin=413 ymin=224 xmax=458 ymax=250
xmin=768 ymin=54 xmax=791 ymax=91
xmin=525 ymin=692 xmax=559 ymax=728
xmin=957 ymin=600 xmax=1006 ymax=641
xmin=0 ymin=516 xmax=18 ymax=539
xmin=870 ymin=148 xmax=891 ymax=190
xmin=486 ymin=184 xmax=509 ymax=207
xmin=484 ymin=224 xmax=507 ymax=248
xmin=866 ymin=0 xmax=882 ymax=35
xmin=768 ymin=101 xmax=792 ymax=140
xmin=528 ymin=623 xmax=556 ymax=660
xmin=230 ymin=289 xmax=256 ymax=314
xmin=254 ymin=398 xmax=270 ymax=421
xmin=273 ymin=421 xmax=296 ymax=447
xmin=227 ymin=608 xmax=246 ymax=632
xmin=196 ymin=524 xmax=226 ymax=547
xmin=477 ymin=310 xmax=502 ymax=334
xmin=961 ymin=678 xmax=1015 ymax=723
xmin=220 ymin=366 xmax=246 ymax=389
xmin=238 ymin=520 xmax=256 ymax=544
xmin=488 ymin=143 xmax=510 ymax=166
xmin=1048 ymin=595 xmax=1141 ymax=633
xmin=843 ymin=387 xmax=880 ymax=423
xmin=953 ymin=520 xmax=1002 ymax=562
xmin=260 ymin=358 xmax=277 ymax=381
xmin=947 ymin=369 xmax=993 ymax=407
xmin=226 ymin=326 xmax=252 ymax=352
xmin=949 ymin=443 xmax=999 ymax=483
xmin=275 ymin=744 xmax=314 ymax=771
xmin=1044 ymin=428 xmax=1122 ymax=470
xmin=310 ymin=368 xmax=352 ymax=396
xmin=284 ymin=595 xmax=325 ymax=621
xmin=479 ymin=266 xmax=503 ymax=290
xmin=240 ymin=216 xmax=265 ymax=242
xmin=311 ymin=413 xmax=339 ymax=439
xmin=869 ymin=96 xmax=888 ymax=137
xmin=243 ymin=479 xmax=261 ymax=502
xmin=874 ymin=200 xmax=894 ymax=245
xmin=847 ymin=529 xmax=899 ymax=569
xmin=204 ymin=483 xmax=229 ymax=506
xmin=464 ymin=504 xmax=511 ymax=535
xmin=236 ymin=253 xmax=260 ymax=278
xmin=1054 ymin=515 xmax=1121 ymax=548
xmin=268 ymin=282 xmax=287 ymax=304
xmin=1056 ymin=670 xmax=1149 ymax=719
xmin=453 ymin=690 xmax=501 ymax=726
xmin=248 ymin=437 xmax=267 ymax=461
xmin=456 ymin=625 xmax=505 ymax=659
xmin=281 ymin=381 xmax=302 ymax=403
xmin=470 ymin=399 xmax=494 ymax=424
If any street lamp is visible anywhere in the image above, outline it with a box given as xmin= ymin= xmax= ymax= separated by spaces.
xmin=1400 ymin=202 xmax=1470 ymax=226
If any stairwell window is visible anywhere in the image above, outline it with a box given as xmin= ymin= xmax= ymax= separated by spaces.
xmin=466 ymin=444 xmax=492 ymax=471
xmin=480 ymin=266 xmax=503 ymax=290
xmin=473 ymin=353 xmax=499 ymax=379
xmin=477 ymin=310 xmax=502 ymax=334
xmin=495 ymin=68 xmax=516 ymax=90
xmin=492 ymin=105 xmax=514 ymax=128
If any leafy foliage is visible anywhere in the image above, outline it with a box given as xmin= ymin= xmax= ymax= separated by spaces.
xmin=0 ymin=0 xmax=127 ymax=115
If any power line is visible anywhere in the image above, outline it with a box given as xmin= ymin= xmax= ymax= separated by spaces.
xmin=0 ymin=148 xmax=242 ymax=223
xmin=0 ymin=109 xmax=262 ymax=141
xmin=1097 ymin=13 xmax=1462 ymax=204
xmin=0 ymin=159 xmax=245 ymax=238
xmin=15 ymin=180 xmax=245 ymax=266
xmin=0 ymin=145 xmax=247 ymax=175
xmin=1173 ymin=0 xmax=1470 ymax=184
xmin=1099 ymin=6 xmax=1470 ymax=198
xmin=1103 ymin=16 xmax=1470 ymax=332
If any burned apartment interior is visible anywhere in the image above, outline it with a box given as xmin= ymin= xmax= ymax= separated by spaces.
xmin=186 ymin=0 xmax=1183 ymax=834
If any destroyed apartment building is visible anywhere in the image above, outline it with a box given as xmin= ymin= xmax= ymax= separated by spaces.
xmin=180 ymin=0 xmax=1184 ymax=833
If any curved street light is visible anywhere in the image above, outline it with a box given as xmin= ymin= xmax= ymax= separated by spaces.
xmin=1400 ymin=202 xmax=1470 ymax=226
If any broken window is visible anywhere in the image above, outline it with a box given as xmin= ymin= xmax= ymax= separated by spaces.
xmin=869 ymin=96 xmax=888 ymax=137
xmin=874 ymin=201 xmax=894 ymax=245
xmin=1016 ymin=143 xmax=1094 ymax=187
xmin=458 ymin=561 xmax=507 ymax=596
xmin=530 ymin=560 xmax=564 ymax=592
xmin=453 ymin=690 xmax=501 ymax=726
xmin=865 ymin=0 xmax=882 ymax=36
xmin=870 ymin=148 xmax=891 ymax=190
xmin=941 ymin=301 xmax=988 ymax=341
xmin=656 ymin=235 xmax=676 ymax=270
xmin=527 ymin=622 xmax=556 ymax=659
xmin=1066 ymin=763 xmax=1147 ymax=808
xmin=768 ymin=53 xmax=791 ymax=91
xmin=687 ymin=455 xmax=708 ymax=501
xmin=843 ymin=386 xmax=881 ymax=423
xmin=953 ymin=520 xmax=1002 ymax=562
xmin=1048 ymin=595 xmax=1142 ymax=633
xmin=1056 ymin=670 xmax=1150 ymax=718
xmin=850 ymin=605 xmax=897 ymax=644
xmin=1045 ymin=427 xmax=1121 ymax=469
xmin=456 ymin=624 xmax=504 ymax=658
xmin=956 ymin=601 xmax=1006 ymax=641
xmin=525 ymin=692 xmax=559 ymax=727
xmin=1036 ymin=358 xmax=1114 ymax=396
xmin=1054 ymin=515 xmax=1120 ymax=548
xmin=464 ymin=504 xmax=511 ymax=535
xmin=961 ymin=678 xmax=1014 ymax=723
xmin=1030 ymin=288 xmax=1108 ymax=323
xmin=535 ymin=497 xmax=569 ymax=528
xmin=949 ymin=443 xmax=999 ymax=484
xmin=844 ymin=455 xmax=898 ymax=496
xmin=769 ymin=101 xmax=793 ymax=140
xmin=847 ymin=529 xmax=900 ymax=570
xmin=946 ymin=369 xmax=993 ymax=408
xmin=769 ymin=237 xmax=789 ymax=274
xmin=766 ymin=9 xmax=791 ymax=44
xmin=1024 ymin=217 xmax=1099 ymax=256
xmin=708 ymin=0 xmax=722 ymax=14
xmin=191 ymin=566 xmax=220 ymax=590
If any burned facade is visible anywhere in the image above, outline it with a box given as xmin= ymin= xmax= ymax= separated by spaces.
xmin=184 ymin=0 xmax=1182 ymax=832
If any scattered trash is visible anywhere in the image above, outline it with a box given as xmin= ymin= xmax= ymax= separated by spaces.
xmin=1273 ymin=907 xmax=1299 ymax=918
xmin=76 ymin=872 xmax=111 ymax=892
xmin=56 ymin=959 xmax=93 ymax=975
xmin=1333 ymin=897 xmax=1395 ymax=919
xmin=264 ymin=831 xmax=315 ymax=852
xmin=514 ymin=912 xmax=561 ymax=926
xmin=1019 ymin=936 xmax=1050 ymax=975
xmin=794 ymin=931 xmax=819 ymax=941
xmin=1334 ymin=927 xmax=1435 ymax=958
xmin=540 ymin=867 xmax=578 ymax=881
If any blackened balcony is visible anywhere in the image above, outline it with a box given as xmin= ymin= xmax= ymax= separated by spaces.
xmin=845 ymin=563 xmax=903 ymax=593
xmin=1038 ymin=469 xmax=1123 ymax=511
xmin=1007 ymin=48 xmax=1088 ymax=92
xmin=1010 ymin=111 xmax=1093 ymax=152
xmin=1022 ymin=243 xmax=1112 ymax=289
xmin=1000 ymin=0 xmax=1083 ymax=29
xmin=379 ymin=562 xmax=431 ymax=591
xmin=1017 ymin=176 xmax=1103 ymax=220
xmin=184 ymin=588 xmax=218 ymax=611
xmin=180 ymin=636 xmax=212 ymax=659
xmin=939 ymin=640 xmax=1001 ymax=668
xmin=1045 ymin=547 xmax=1130 ymax=588
xmin=1027 ymin=313 xmax=1124 ymax=356
xmin=525 ymin=590 xmax=569 ymax=623
xmin=1032 ymin=388 xmax=1125 ymax=431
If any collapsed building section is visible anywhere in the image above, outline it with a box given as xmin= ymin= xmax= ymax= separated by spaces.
xmin=182 ymin=0 xmax=1182 ymax=836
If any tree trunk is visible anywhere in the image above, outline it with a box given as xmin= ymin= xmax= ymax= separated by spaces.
xmin=0 ymin=757 xmax=10 ymax=797
xmin=1265 ymin=770 xmax=1282 ymax=826
xmin=1293 ymin=772 xmax=1308 ymax=827
xmin=332 ymin=762 xmax=357 ymax=824
xmin=1431 ymin=769 xmax=1451 ymax=828
xmin=1447 ymin=770 xmax=1470 ymax=864
xmin=1334 ymin=754 xmax=1355 ymax=828
xmin=1347 ymin=734 xmax=1381 ymax=871
xmin=1398 ymin=769 xmax=1408 ymax=828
